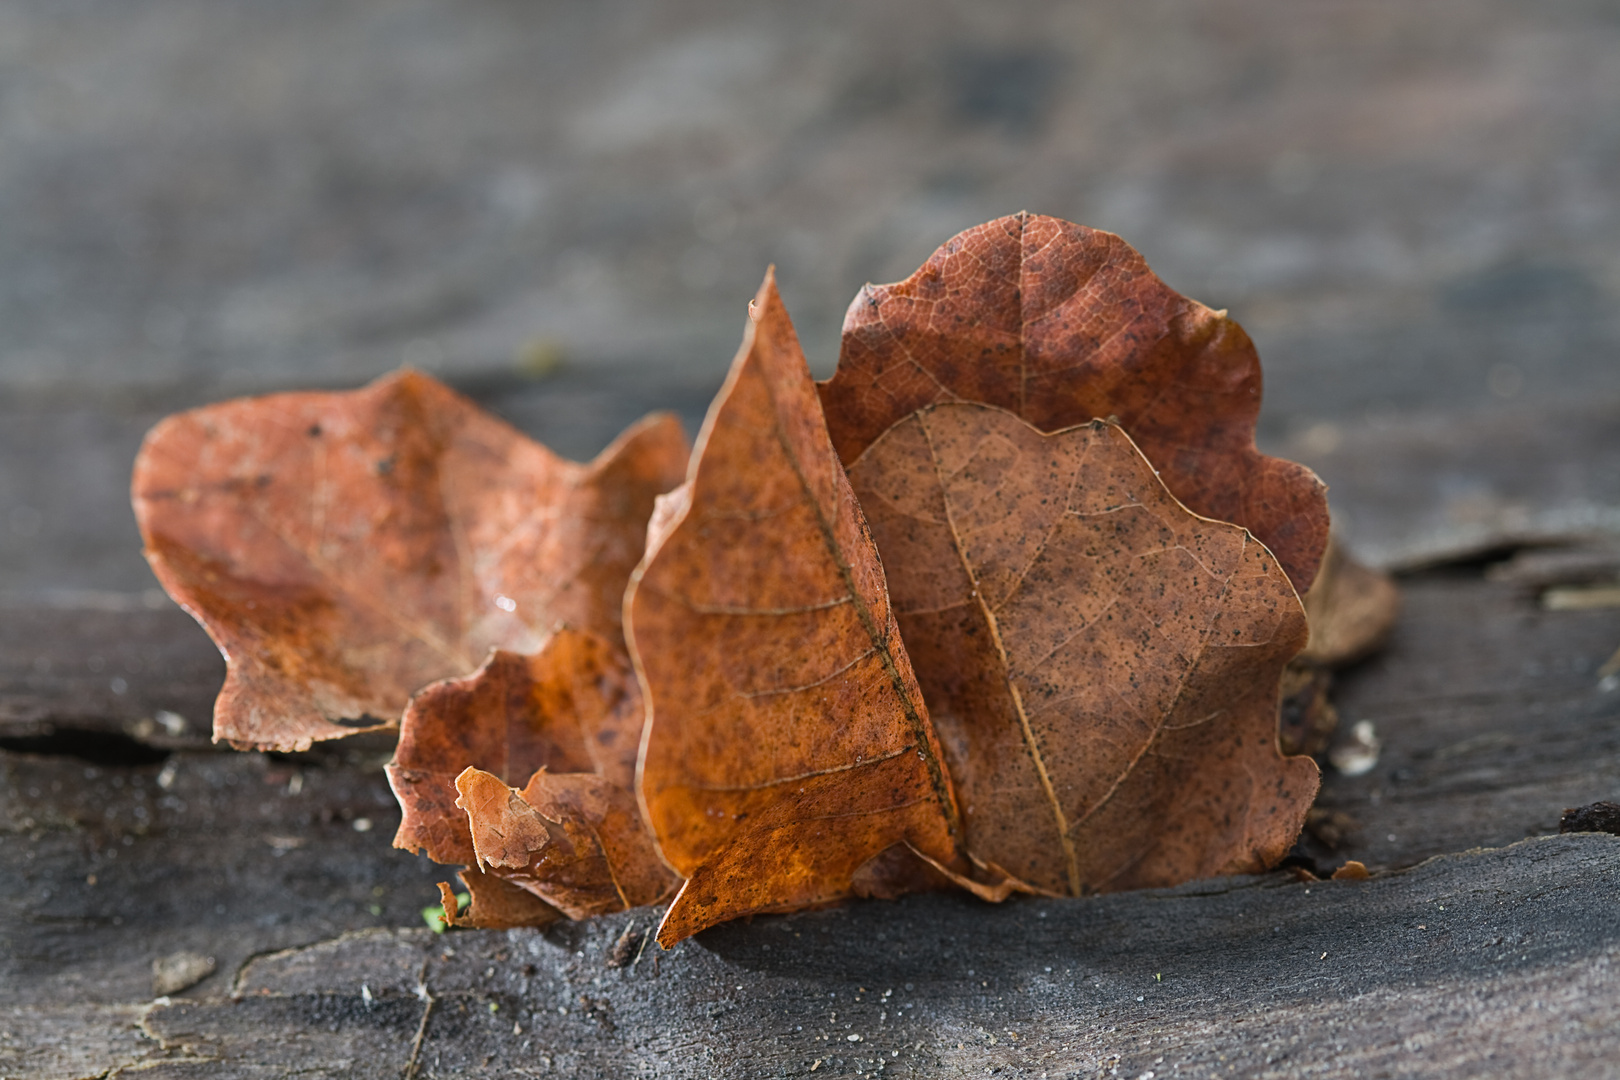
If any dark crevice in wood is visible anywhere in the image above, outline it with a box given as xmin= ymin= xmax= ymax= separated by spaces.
xmin=0 ymin=727 xmax=170 ymax=767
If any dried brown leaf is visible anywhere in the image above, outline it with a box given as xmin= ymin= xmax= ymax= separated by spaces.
xmin=131 ymin=370 xmax=687 ymax=751
xmin=819 ymin=213 xmax=1330 ymax=592
xmin=388 ymin=629 xmax=643 ymax=867
xmin=439 ymin=868 xmax=563 ymax=930
xmin=627 ymin=272 xmax=967 ymax=946
xmin=455 ymin=766 xmax=675 ymax=920
xmin=847 ymin=403 xmax=1318 ymax=895
xmin=1297 ymin=536 xmax=1401 ymax=667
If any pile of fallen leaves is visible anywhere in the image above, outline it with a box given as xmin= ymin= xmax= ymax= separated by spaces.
xmin=133 ymin=214 xmax=1353 ymax=946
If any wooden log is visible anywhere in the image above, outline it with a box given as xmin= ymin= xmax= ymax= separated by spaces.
xmin=4 ymin=560 xmax=1619 ymax=1078
xmin=4 ymin=836 xmax=1617 ymax=1078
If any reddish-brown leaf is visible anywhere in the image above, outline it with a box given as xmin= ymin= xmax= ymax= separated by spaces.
xmin=388 ymin=629 xmax=643 ymax=868
xmin=847 ymin=402 xmax=1318 ymax=895
xmin=439 ymin=867 xmax=562 ymax=930
xmin=626 ymin=272 xmax=967 ymax=946
xmin=455 ymin=766 xmax=676 ymax=920
xmin=131 ymin=370 xmax=687 ymax=751
xmin=819 ymin=213 xmax=1330 ymax=592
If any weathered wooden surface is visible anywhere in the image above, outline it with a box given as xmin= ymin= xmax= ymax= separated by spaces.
xmin=1309 ymin=568 xmax=1620 ymax=872
xmin=5 ymin=835 xmax=1618 ymax=1078
xmin=1281 ymin=398 xmax=1620 ymax=572
xmin=7 ymin=0 xmax=1620 ymax=601
xmin=5 ymin=2 xmax=1620 ymax=1077
xmin=5 ymin=528 xmax=1619 ymax=1077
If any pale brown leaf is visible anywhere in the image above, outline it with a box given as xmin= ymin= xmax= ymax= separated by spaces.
xmin=848 ymin=402 xmax=1318 ymax=895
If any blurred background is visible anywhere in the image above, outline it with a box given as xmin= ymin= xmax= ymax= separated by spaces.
xmin=2 ymin=0 xmax=1618 ymax=595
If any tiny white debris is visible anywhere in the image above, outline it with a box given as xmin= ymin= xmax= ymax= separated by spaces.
xmin=495 ymin=594 xmax=517 ymax=612
xmin=155 ymin=710 xmax=188 ymax=736
xmin=287 ymin=773 xmax=303 ymax=796
xmin=362 ymin=984 xmax=373 ymax=1005
xmin=151 ymin=951 xmax=215 ymax=997
xmin=156 ymin=760 xmax=179 ymax=791
xmin=848 ymin=1034 xmax=862 ymax=1042
xmin=1330 ymin=720 xmax=1381 ymax=776
xmin=352 ymin=817 xmax=373 ymax=832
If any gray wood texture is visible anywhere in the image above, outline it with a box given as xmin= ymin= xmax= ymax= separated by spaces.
xmin=5 ymin=2 xmax=1620 ymax=1077
xmin=5 ymin=413 xmax=1619 ymax=1078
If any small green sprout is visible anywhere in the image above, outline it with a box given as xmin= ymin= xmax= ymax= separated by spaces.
xmin=422 ymin=891 xmax=472 ymax=933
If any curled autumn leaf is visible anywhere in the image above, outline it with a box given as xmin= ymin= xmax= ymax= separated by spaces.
xmin=455 ymin=766 xmax=675 ymax=920
xmin=819 ymin=213 xmax=1330 ymax=592
xmin=626 ymin=272 xmax=973 ymax=946
xmin=134 ymin=214 xmax=1333 ymax=943
xmin=848 ymin=403 xmax=1318 ymax=894
xmin=1296 ymin=536 xmax=1402 ymax=668
xmin=388 ymin=628 xmax=644 ymax=866
xmin=439 ymin=867 xmax=561 ymax=931
xmin=389 ymin=629 xmax=674 ymax=925
xmin=132 ymin=371 xmax=687 ymax=751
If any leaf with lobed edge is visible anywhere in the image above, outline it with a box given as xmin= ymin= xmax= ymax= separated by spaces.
xmin=132 ymin=370 xmax=687 ymax=751
xmin=819 ymin=212 xmax=1330 ymax=593
xmin=848 ymin=402 xmax=1318 ymax=895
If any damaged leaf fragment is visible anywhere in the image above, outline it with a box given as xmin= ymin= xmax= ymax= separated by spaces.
xmin=389 ymin=629 xmax=644 ymax=867
xmin=445 ymin=869 xmax=562 ymax=931
xmin=132 ymin=370 xmax=687 ymax=751
xmin=390 ymin=628 xmax=672 ymax=925
xmin=455 ymin=766 xmax=676 ymax=920
xmin=1560 ymin=801 xmax=1620 ymax=836
xmin=1297 ymin=537 xmax=1401 ymax=667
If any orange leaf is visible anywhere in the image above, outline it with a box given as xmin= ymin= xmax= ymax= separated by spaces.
xmin=455 ymin=766 xmax=675 ymax=920
xmin=131 ymin=371 xmax=687 ymax=751
xmin=847 ymin=403 xmax=1318 ymax=895
xmin=819 ymin=213 xmax=1330 ymax=592
xmin=439 ymin=868 xmax=562 ymax=930
xmin=627 ymin=272 xmax=966 ymax=946
xmin=388 ymin=629 xmax=643 ymax=867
